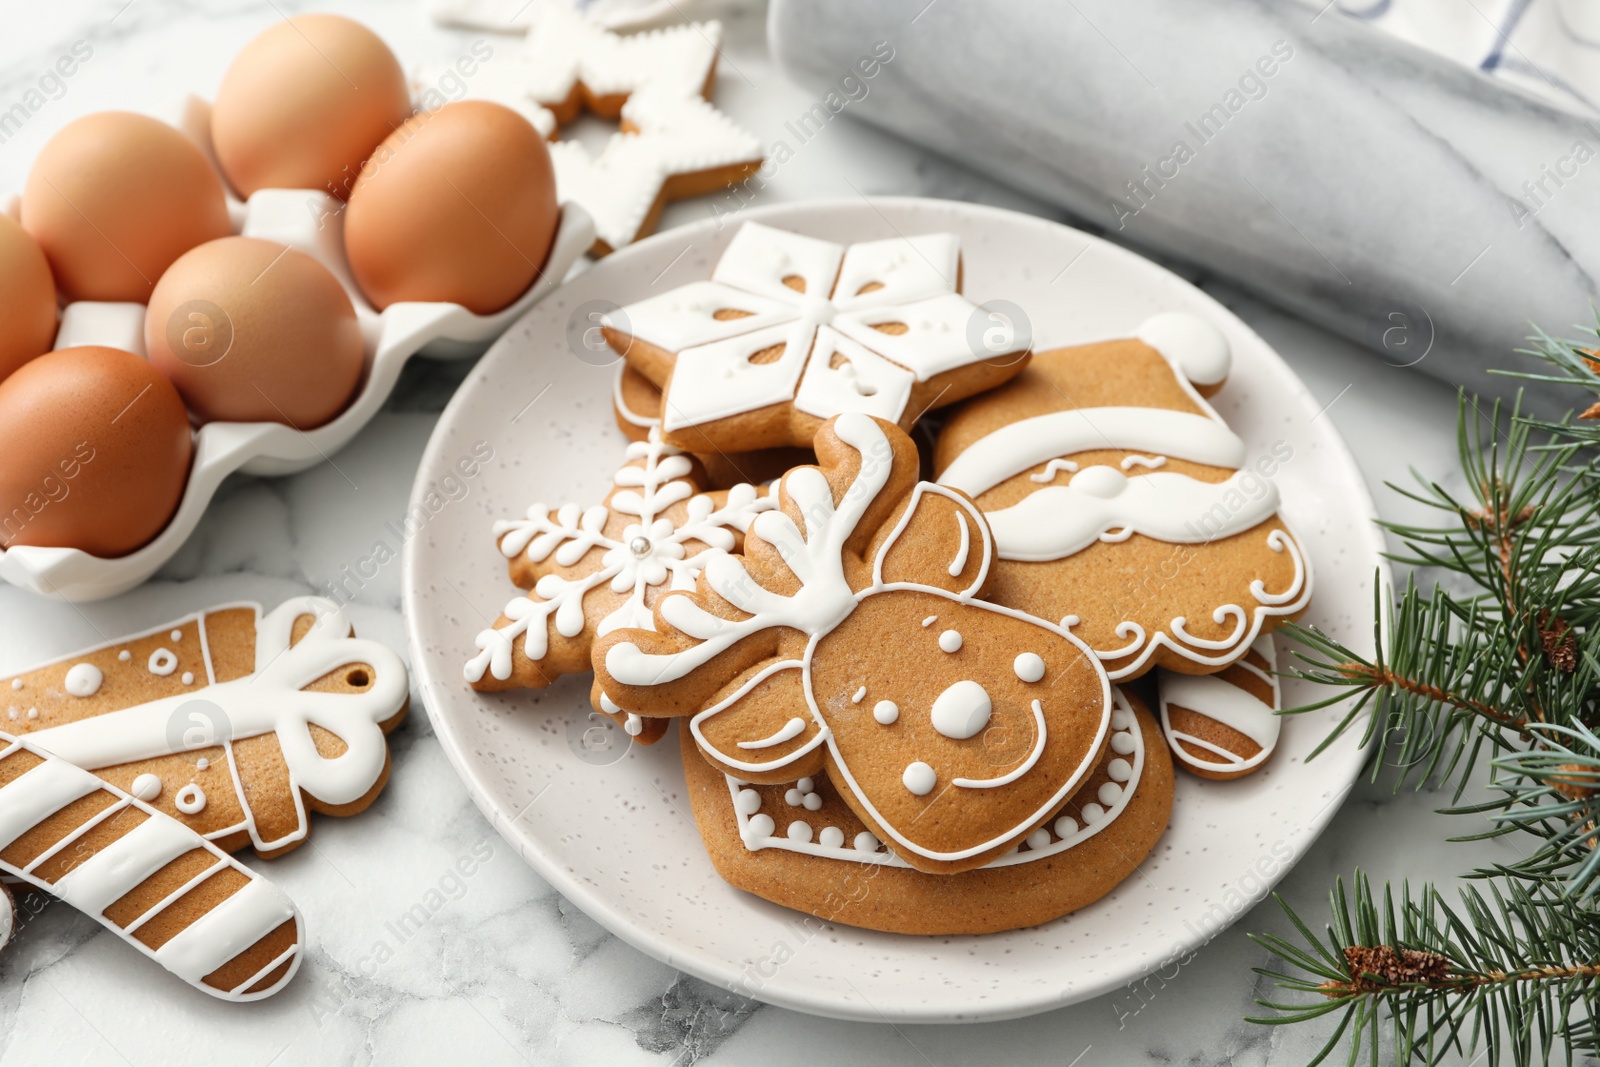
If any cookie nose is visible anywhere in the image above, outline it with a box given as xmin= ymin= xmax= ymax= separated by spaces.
xmin=930 ymin=679 xmax=992 ymax=739
xmin=1070 ymin=466 xmax=1128 ymax=498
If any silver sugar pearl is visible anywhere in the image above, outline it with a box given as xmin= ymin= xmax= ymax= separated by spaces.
xmin=629 ymin=535 xmax=652 ymax=558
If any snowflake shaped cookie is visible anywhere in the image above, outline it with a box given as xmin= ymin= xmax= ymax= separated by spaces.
xmin=464 ymin=430 xmax=774 ymax=740
xmin=424 ymin=0 xmax=763 ymax=254
xmin=603 ymin=221 xmax=1033 ymax=451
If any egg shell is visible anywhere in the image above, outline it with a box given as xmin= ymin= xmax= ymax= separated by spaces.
xmin=145 ymin=236 xmax=365 ymax=429
xmin=344 ymin=100 xmax=559 ymax=315
xmin=22 ymin=112 xmax=230 ymax=304
xmin=0 ymin=346 xmax=192 ymax=558
xmin=0 ymin=214 xmax=57 ymax=383
xmin=211 ymin=14 xmax=411 ymax=199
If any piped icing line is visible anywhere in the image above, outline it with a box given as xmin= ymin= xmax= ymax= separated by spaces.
xmin=1159 ymin=634 xmax=1282 ymax=773
xmin=952 ymin=700 xmax=1046 ymax=789
xmin=17 ymin=597 xmax=408 ymax=854
xmin=632 ymin=414 xmax=1111 ymax=864
xmin=465 ymin=429 xmax=774 ymax=684
xmin=0 ymin=730 xmax=304 ymax=1002
xmin=727 ymin=687 xmax=1144 ymax=868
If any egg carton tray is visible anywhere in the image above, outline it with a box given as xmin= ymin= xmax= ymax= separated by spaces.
xmin=0 ymin=99 xmax=595 ymax=603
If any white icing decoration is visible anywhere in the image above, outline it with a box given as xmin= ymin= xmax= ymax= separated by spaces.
xmin=938 ymin=630 xmax=962 ymax=653
xmin=851 ymin=686 xmax=866 ymax=703
xmin=1136 ymin=312 xmax=1231 ymax=386
xmin=24 ymin=597 xmax=408 ymax=854
xmin=819 ymin=826 xmax=844 ymax=848
xmin=902 ymin=762 xmax=936 ymax=796
xmin=784 ymin=788 xmax=803 ymax=807
xmin=873 ymin=700 xmax=899 ymax=725
xmin=465 ymin=429 xmax=774 ymax=683
xmin=726 ymin=688 xmax=1144 ymax=869
xmin=735 ymin=788 xmax=761 ymax=815
xmin=623 ymin=713 xmax=643 ymax=737
xmin=181 ymin=672 xmax=195 ymax=686
xmin=1108 ymin=758 xmax=1133 ymax=781
xmin=616 ymin=222 xmax=1025 ymax=431
xmin=1158 ymin=634 xmax=1282 ymax=773
xmin=1026 ymin=829 xmax=1050 ymax=850
xmin=175 ymin=784 xmax=206 ymax=815
xmin=1098 ymin=782 xmax=1122 ymax=806
xmin=0 ymin=730 xmax=303 ymax=1001
xmin=921 ymin=615 xmax=937 ymax=627
xmin=1013 ymin=652 xmax=1045 ymax=683
xmin=786 ymin=821 xmax=812 ymax=843
xmin=1029 ymin=458 xmax=1078 ymax=483
xmin=952 ymin=700 xmax=1048 ymax=790
xmin=25 ymin=709 xmax=35 ymax=721
xmin=929 ymin=680 xmax=992 ymax=740
xmin=131 ymin=773 xmax=162 ymax=801
xmin=169 ymin=630 xmax=184 ymax=642
xmin=9 ymin=679 xmax=19 ymax=690
xmin=1121 ymin=454 xmax=1167 ymax=471
xmin=196 ymin=758 xmax=210 ymax=771
xmin=797 ymin=777 xmax=814 ymax=792
xmin=1081 ymin=802 xmax=1106 ymax=823
xmin=737 ymin=716 xmax=806 ymax=750
xmin=802 ymin=792 xmax=822 ymax=811
xmin=147 ymin=649 xmax=178 ymax=676
xmin=64 ymin=664 xmax=102 ymax=698
xmin=948 ymin=510 xmax=970 ymax=577
xmin=118 ymin=651 xmax=131 ymax=662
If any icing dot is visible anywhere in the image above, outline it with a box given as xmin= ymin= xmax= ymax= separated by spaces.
xmin=784 ymin=788 xmax=803 ymax=807
xmin=1111 ymin=707 xmax=1134 ymax=731
xmin=1108 ymin=758 xmax=1133 ymax=782
xmin=623 ymin=713 xmax=643 ymax=736
xmin=1098 ymin=782 xmax=1123 ymax=807
xmin=175 ymin=784 xmax=207 ymax=815
xmin=850 ymin=686 xmax=866 ymax=704
xmin=1013 ymin=653 xmax=1045 ymax=684
xmin=117 ymin=650 xmax=132 ymax=662
xmin=929 ymin=680 xmax=992 ymax=740
xmin=180 ymin=672 xmax=195 ymax=686
xmin=196 ymin=758 xmax=210 ymax=771
xmin=4 ymin=708 xmax=14 ymax=720
xmin=938 ymin=630 xmax=962 ymax=653
xmin=1061 ymin=615 xmax=1080 ymax=628
xmin=786 ymin=821 xmax=813 ymax=843
xmin=25 ymin=708 xmax=37 ymax=720
xmin=64 ymin=663 xmax=103 ymax=697
xmin=902 ymin=761 xmax=936 ymax=796
xmin=1081 ymin=802 xmax=1106 ymax=823
xmin=1111 ymin=732 xmax=1137 ymax=755
xmin=9 ymin=679 xmax=19 ymax=691
xmin=131 ymin=774 xmax=162 ymax=801
xmin=873 ymin=700 xmax=899 ymax=725
xmin=819 ymin=827 xmax=845 ymax=849
xmin=1026 ymin=829 xmax=1050 ymax=850
xmin=170 ymin=630 xmax=184 ymax=642
xmin=735 ymin=789 xmax=761 ymax=815
xmin=797 ymin=777 xmax=814 ymax=793
xmin=853 ymin=832 xmax=879 ymax=853
xmin=147 ymin=649 xmax=178 ymax=676
xmin=802 ymin=792 xmax=822 ymax=811
xmin=1054 ymin=815 xmax=1079 ymax=838
xmin=744 ymin=814 xmax=775 ymax=841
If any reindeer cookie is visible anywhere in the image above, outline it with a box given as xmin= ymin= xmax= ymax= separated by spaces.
xmin=602 ymin=221 xmax=1031 ymax=453
xmin=465 ymin=428 xmax=775 ymax=744
xmin=2 ymin=597 xmax=409 ymax=858
xmin=681 ymin=688 xmax=1173 ymax=934
xmin=934 ymin=313 xmax=1312 ymax=681
xmin=0 ymin=730 xmax=304 ymax=1000
xmin=592 ymin=414 xmax=1114 ymax=875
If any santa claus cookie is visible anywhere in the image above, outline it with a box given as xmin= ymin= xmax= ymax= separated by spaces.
xmin=1 ymin=597 xmax=409 ymax=858
xmin=1158 ymin=633 xmax=1282 ymax=780
xmin=934 ymin=312 xmax=1312 ymax=681
xmin=592 ymin=414 xmax=1112 ymax=875
xmin=682 ymin=687 xmax=1172 ymax=934
xmin=602 ymin=221 xmax=1032 ymax=453
xmin=0 ymin=730 xmax=304 ymax=1000
xmin=465 ymin=429 xmax=775 ymax=744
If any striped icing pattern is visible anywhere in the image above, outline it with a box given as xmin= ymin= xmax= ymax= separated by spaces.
xmin=0 ymin=731 xmax=303 ymax=1001
xmin=1157 ymin=634 xmax=1282 ymax=774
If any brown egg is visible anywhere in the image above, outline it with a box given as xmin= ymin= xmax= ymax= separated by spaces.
xmin=145 ymin=236 xmax=364 ymax=429
xmin=212 ymin=15 xmax=411 ymax=199
xmin=0 ymin=346 xmax=192 ymax=557
xmin=0 ymin=214 xmax=58 ymax=382
xmin=22 ymin=112 xmax=231 ymax=304
xmin=344 ymin=101 xmax=558 ymax=314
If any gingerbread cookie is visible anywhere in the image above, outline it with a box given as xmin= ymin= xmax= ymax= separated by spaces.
xmin=0 ymin=730 xmax=304 ymax=1000
xmin=934 ymin=312 xmax=1312 ymax=680
xmin=430 ymin=0 xmax=763 ymax=255
xmin=1159 ymin=634 xmax=1282 ymax=780
xmin=612 ymin=364 xmax=812 ymax=490
xmin=681 ymin=687 xmax=1172 ymax=934
xmin=592 ymin=414 xmax=1112 ymax=875
xmin=0 ymin=881 xmax=12 ymax=957
xmin=602 ymin=221 xmax=1032 ymax=452
xmin=3 ymin=597 xmax=409 ymax=858
xmin=465 ymin=429 xmax=775 ymax=744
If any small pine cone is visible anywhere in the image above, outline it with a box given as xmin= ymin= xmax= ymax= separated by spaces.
xmin=1333 ymin=945 xmax=1451 ymax=995
xmin=1539 ymin=613 xmax=1579 ymax=673
xmin=1550 ymin=762 xmax=1598 ymax=803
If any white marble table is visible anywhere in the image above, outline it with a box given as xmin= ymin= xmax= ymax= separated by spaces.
xmin=0 ymin=3 xmax=1522 ymax=1065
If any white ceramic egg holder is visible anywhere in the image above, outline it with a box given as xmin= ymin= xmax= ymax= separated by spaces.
xmin=0 ymin=155 xmax=595 ymax=602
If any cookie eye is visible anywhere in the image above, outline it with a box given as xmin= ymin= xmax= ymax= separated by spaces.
xmin=1119 ymin=453 xmax=1167 ymax=471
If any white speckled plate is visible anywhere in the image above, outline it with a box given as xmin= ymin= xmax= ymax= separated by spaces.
xmin=401 ymin=198 xmax=1382 ymax=1024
